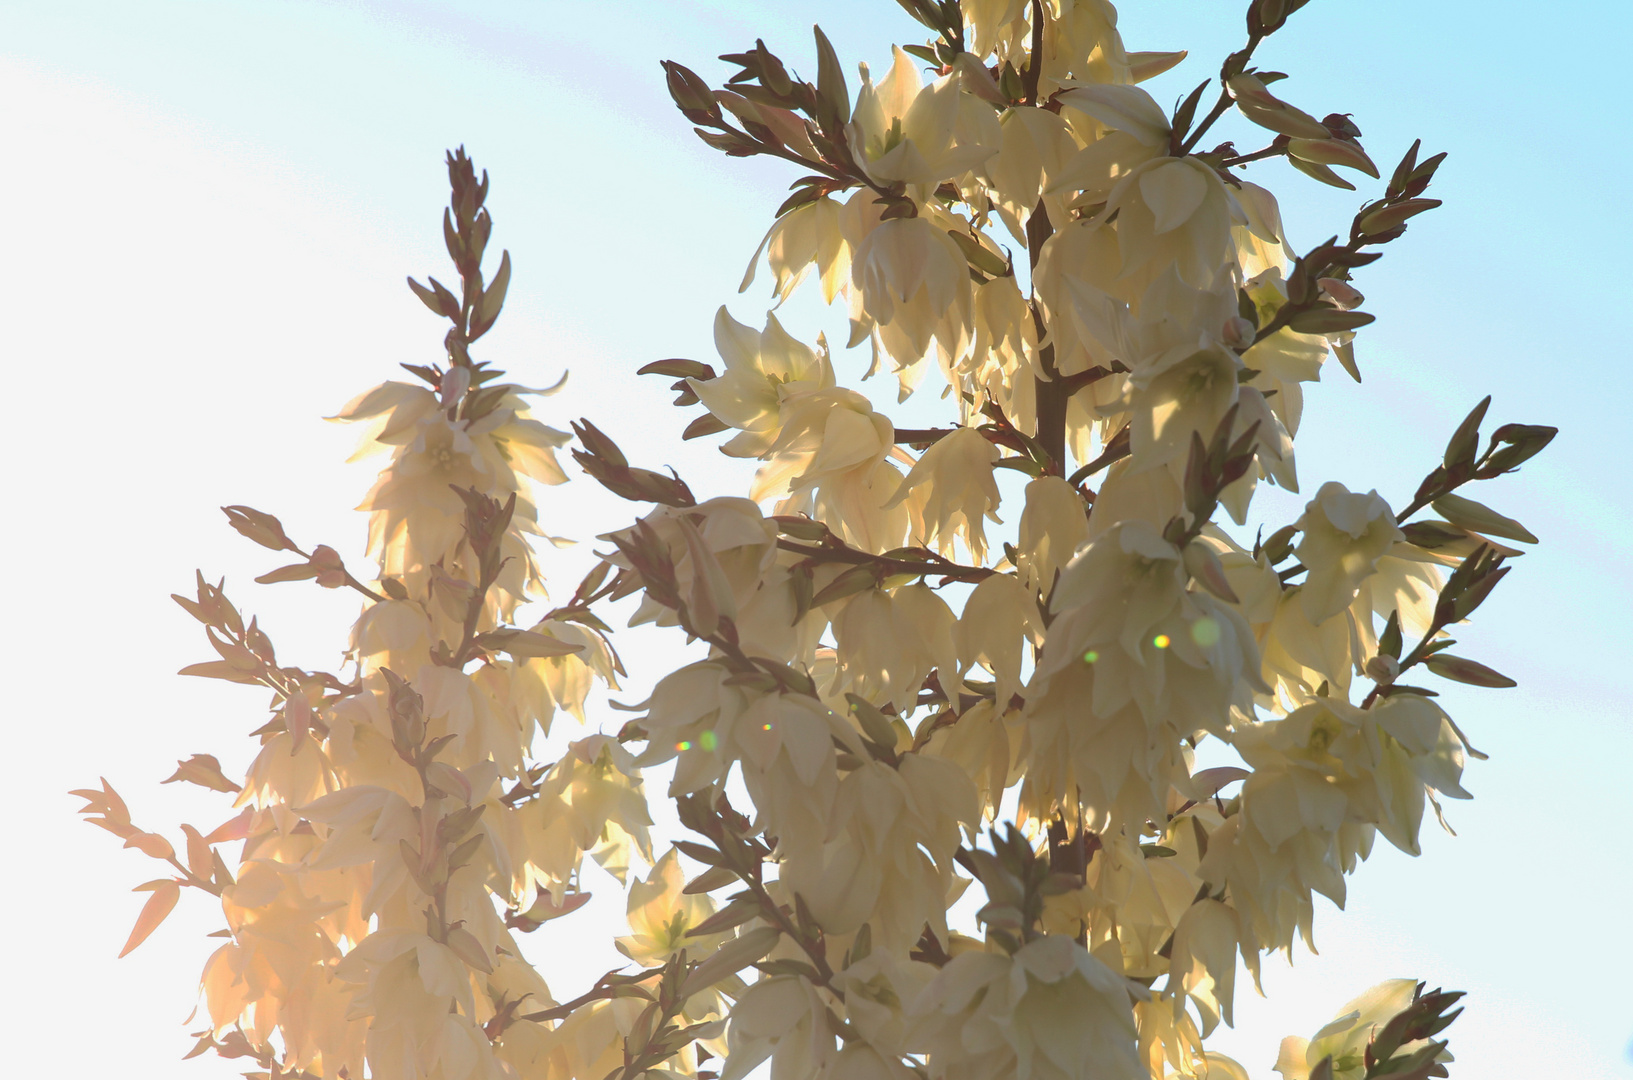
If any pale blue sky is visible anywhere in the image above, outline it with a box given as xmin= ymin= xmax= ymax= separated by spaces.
xmin=3 ymin=1 xmax=1629 ymax=1076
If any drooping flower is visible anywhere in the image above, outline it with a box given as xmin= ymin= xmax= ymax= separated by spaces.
xmin=887 ymin=426 xmax=1002 ymax=560
xmin=1295 ymin=482 xmax=1405 ymax=624
xmin=910 ymin=935 xmax=1144 ymax=1080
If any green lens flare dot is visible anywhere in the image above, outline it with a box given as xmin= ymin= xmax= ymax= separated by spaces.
xmin=1083 ymin=649 xmax=1100 ymax=664
xmin=1189 ymin=616 xmax=1221 ymax=648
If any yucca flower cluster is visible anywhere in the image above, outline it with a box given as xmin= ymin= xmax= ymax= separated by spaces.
xmin=78 ymin=2 xmax=1552 ymax=1079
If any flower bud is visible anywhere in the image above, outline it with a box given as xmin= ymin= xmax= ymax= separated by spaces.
xmin=425 ymin=760 xmax=473 ymax=804
xmin=310 ymin=544 xmax=347 ymax=589
xmin=439 ymin=364 xmax=471 ymax=407
xmin=1316 ymin=277 xmax=1364 ymax=310
xmin=1287 ymin=136 xmax=1379 ymax=178
xmin=1357 ymin=198 xmax=1442 ymax=237
xmin=1222 ymin=316 xmax=1256 ymax=350
xmin=285 ymin=693 xmax=312 ymax=747
xmin=1365 ymin=654 xmax=1400 ymax=685
xmin=1226 ymin=74 xmax=1332 ymax=140
xmin=1183 ymin=540 xmax=1241 ymax=603
xmin=953 ymin=53 xmax=1006 ymax=105
xmin=676 ymin=515 xmax=736 ymax=638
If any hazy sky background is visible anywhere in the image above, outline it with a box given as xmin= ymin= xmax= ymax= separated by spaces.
xmin=2 ymin=0 xmax=1629 ymax=1076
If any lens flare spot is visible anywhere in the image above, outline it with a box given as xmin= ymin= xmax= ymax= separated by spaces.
xmin=1083 ymin=649 xmax=1100 ymax=664
xmin=761 ymin=723 xmax=773 ymax=732
xmin=1152 ymin=634 xmax=1171 ymax=649
xmin=699 ymin=730 xmax=718 ymax=752
xmin=1189 ymin=617 xmax=1221 ymax=648
xmin=675 ymin=740 xmax=692 ymax=752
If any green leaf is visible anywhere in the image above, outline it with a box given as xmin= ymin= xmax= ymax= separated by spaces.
xmin=946 ymin=229 xmax=1009 ymax=278
xmin=811 ymin=563 xmax=881 ymax=606
xmin=1377 ymin=610 xmax=1402 ymax=659
xmin=845 ymin=693 xmax=900 ymax=750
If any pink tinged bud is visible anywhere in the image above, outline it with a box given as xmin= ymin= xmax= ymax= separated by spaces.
xmin=1365 ymin=654 xmax=1401 ymax=684
xmin=952 ymin=53 xmax=1006 ymax=105
xmin=425 ymin=761 xmax=473 ymax=804
xmin=1183 ymin=541 xmax=1241 ymax=604
xmin=1317 ymin=278 xmax=1365 ymax=310
xmin=286 ymin=694 xmax=312 ymax=750
xmin=309 ymin=545 xmax=346 ymax=588
xmin=440 ymin=365 xmax=471 ymax=406
xmin=1222 ymin=316 xmax=1257 ymax=350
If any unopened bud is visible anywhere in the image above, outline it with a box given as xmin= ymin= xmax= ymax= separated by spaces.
xmin=953 ymin=54 xmax=1007 ymax=104
xmin=1365 ymin=654 xmax=1400 ymax=685
xmin=1183 ymin=541 xmax=1241 ymax=604
xmin=440 ymin=365 xmax=471 ymax=407
xmin=1226 ymin=74 xmax=1332 ymax=140
xmin=661 ymin=61 xmax=720 ymax=122
xmin=1321 ymin=113 xmax=1363 ymax=139
xmin=222 ymin=505 xmax=294 ymax=551
xmin=1253 ymin=0 xmax=1291 ymax=30
xmin=1357 ymin=198 xmax=1442 ymax=237
xmin=1222 ymin=316 xmax=1256 ymax=350
xmin=309 ymin=544 xmax=346 ymax=589
xmin=676 ymin=515 xmax=735 ymax=638
xmin=382 ymin=668 xmax=425 ymax=752
xmin=1317 ymin=278 xmax=1364 ymax=310
xmin=425 ymin=761 xmax=473 ymax=804
xmin=286 ymin=693 xmax=312 ymax=748
xmin=1286 ymin=136 xmax=1379 ymax=178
